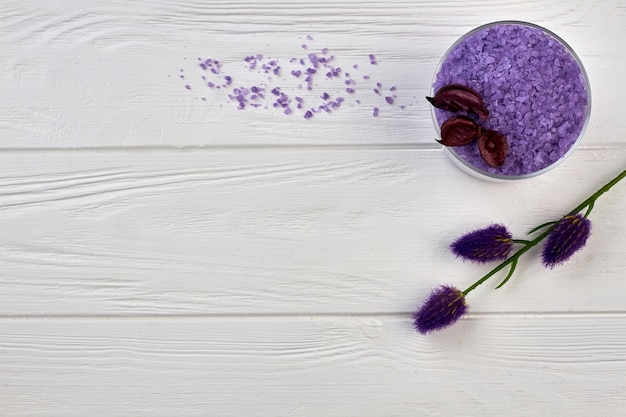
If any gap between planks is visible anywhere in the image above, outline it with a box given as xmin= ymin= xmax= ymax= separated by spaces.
xmin=4 ymin=311 xmax=626 ymax=321
xmin=0 ymin=144 xmax=623 ymax=154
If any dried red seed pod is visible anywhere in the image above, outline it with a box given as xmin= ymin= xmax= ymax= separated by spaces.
xmin=439 ymin=115 xmax=482 ymax=146
xmin=478 ymin=130 xmax=508 ymax=167
xmin=426 ymin=84 xmax=489 ymax=121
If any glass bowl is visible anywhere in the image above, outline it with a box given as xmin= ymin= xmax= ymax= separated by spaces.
xmin=430 ymin=21 xmax=591 ymax=181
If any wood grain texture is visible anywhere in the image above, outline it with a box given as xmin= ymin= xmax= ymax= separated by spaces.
xmin=0 ymin=0 xmax=624 ymax=147
xmin=1 ymin=1 xmax=626 ymax=415
xmin=3 ymin=316 xmax=626 ymax=416
xmin=1 ymin=149 xmax=624 ymax=316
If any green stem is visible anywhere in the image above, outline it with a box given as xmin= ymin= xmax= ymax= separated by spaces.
xmin=568 ymin=169 xmax=626 ymax=215
xmin=527 ymin=220 xmax=558 ymax=235
xmin=463 ymin=168 xmax=626 ymax=296
xmin=495 ymin=258 xmax=518 ymax=289
xmin=512 ymin=239 xmax=532 ymax=245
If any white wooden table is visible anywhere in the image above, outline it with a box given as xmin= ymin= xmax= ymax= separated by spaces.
xmin=2 ymin=1 xmax=626 ymax=415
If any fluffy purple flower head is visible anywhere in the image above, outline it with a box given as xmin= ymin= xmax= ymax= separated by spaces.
xmin=542 ymin=214 xmax=591 ymax=268
xmin=451 ymin=224 xmax=513 ymax=263
xmin=413 ymin=285 xmax=467 ymax=334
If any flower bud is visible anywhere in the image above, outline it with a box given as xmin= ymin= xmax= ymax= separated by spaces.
xmin=413 ymin=285 xmax=467 ymax=334
xmin=542 ymin=214 xmax=591 ymax=268
xmin=451 ymin=224 xmax=513 ymax=263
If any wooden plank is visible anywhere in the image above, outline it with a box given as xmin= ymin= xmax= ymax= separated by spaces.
xmin=0 ymin=149 xmax=624 ymax=315
xmin=2 ymin=315 xmax=626 ymax=416
xmin=0 ymin=0 xmax=623 ymax=147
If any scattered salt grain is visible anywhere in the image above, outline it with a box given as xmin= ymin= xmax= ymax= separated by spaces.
xmin=179 ymin=38 xmax=411 ymax=118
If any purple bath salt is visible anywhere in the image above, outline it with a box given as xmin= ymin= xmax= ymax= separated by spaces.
xmin=433 ymin=22 xmax=589 ymax=177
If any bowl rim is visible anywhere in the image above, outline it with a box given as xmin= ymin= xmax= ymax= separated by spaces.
xmin=430 ymin=20 xmax=592 ymax=181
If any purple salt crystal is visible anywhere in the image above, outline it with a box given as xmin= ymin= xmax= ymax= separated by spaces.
xmin=291 ymin=70 xmax=302 ymax=77
xmin=295 ymin=96 xmax=304 ymax=102
xmin=373 ymin=88 xmax=380 ymax=95
xmin=185 ymin=84 xmax=191 ymax=90
xmin=389 ymin=86 xmax=396 ymax=91
xmin=385 ymin=96 xmax=394 ymax=104
xmin=345 ymin=72 xmax=350 ymax=77
xmin=373 ymin=107 xmax=379 ymax=117
xmin=321 ymin=92 xmax=330 ymax=100
xmin=224 ymin=75 xmax=232 ymax=85
xmin=208 ymin=82 xmax=215 ymax=88
xmin=304 ymin=110 xmax=313 ymax=119
xmin=302 ymin=44 xmax=308 ymax=49
xmin=306 ymin=68 xmax=317 ymax=74
xmin=200 ymin=63 xmax=207 ymax=70
xmin=363 ymin=75 xmax=370 ymax=80
xmin=256 ymin=54 xmax=263 ymax=60
xmin=369 ymin=54 xmax=377 ymax=64
xmin=307 ymin=34 xmax=314 ymax=41
xmin=353 ymin=64 xmax=359 ymax=69
xmin=326 ymin=71 xmax=333 ymax=78
xmin=376 ymin=82 xmax=382 ymax=88
xmin=251 ymin=86 xmax=259 ymax=93
xmin=321 ymin=48 xmax=328 ymax=55
xmin=356 ymin=99 xmax=361 ymax=104
xmin=346 ymin=88 xmax=355 ymax=94
xmin=271 ymin=87 xmax=280 ymax=96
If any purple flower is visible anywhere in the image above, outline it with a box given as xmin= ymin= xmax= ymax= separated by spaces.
xmin=451 ymin=224 xmax=513 ymax=263
xmin=542 ymin=214 xmax=591 ymax=268
xmin=413 ymin=285 xmax=467 ymax=334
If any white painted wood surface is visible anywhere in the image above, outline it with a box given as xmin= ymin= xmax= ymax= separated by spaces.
xmin=1 ymin=1 xmax=625 ymax=416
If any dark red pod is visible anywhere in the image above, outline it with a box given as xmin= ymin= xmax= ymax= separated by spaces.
xmin=426 ymin=84 xmax=489 ymax=121
xmin=478 ymin=130 xmax=508 ymax=167
xmin=438 ymin=115 xmax=482 ymax=146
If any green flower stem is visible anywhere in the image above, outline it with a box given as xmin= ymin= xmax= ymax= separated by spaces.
xmin=463 ymin=168 xmax=626 ymax=296
xmin=570 ymin=169 xmax=625 ymax=216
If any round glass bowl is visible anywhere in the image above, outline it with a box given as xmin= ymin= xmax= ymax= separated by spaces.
xmin=430 ymin=21 xmax=591 ymax=181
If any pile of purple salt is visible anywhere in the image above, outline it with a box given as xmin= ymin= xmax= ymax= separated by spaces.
xmin=178 ymin=35 xmax=411 ymax=119
xmin=433 ymin=23 xmax=589 ymax=176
